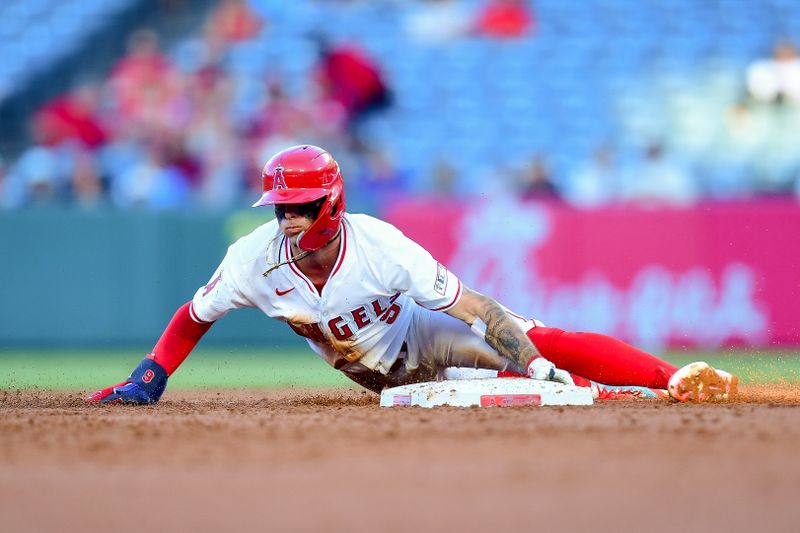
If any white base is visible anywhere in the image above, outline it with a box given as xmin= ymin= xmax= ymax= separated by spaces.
xmin=379 ymin=377 xmax=594 ymax=408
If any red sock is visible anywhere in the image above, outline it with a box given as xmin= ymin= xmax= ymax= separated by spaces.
xmin=146 ymin=301 xmax=214 ymax=375
xmin=569 ymin=373 xmax=593 ymax=387
xmin=527 ymin=327 xmax=677 ymax=389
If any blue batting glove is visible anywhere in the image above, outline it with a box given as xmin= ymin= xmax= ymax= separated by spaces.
xmin=86 ymin=358 xmax=169 ymax=405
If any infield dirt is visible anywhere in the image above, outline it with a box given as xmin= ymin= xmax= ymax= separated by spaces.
xmin=2 ymin=385 xmax=799 ymax=532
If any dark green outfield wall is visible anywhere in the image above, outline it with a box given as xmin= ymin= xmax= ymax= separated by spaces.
xmin=0 ymin=209 xmax=296 ymax=347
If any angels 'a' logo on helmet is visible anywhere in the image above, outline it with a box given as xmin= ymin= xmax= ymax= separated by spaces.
xmin=273 ymin=165 xmax=288 ymax=190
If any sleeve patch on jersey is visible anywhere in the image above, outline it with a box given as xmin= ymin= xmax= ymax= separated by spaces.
xmin=434 ymin=263 xmax=448 ymax=296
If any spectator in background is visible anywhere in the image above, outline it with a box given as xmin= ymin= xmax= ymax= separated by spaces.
xmin=349 ymin=140 xmax=408 ymax=210
xmin=204 ymin=0 xmax=263 ymax=55
xmin=700 ymin=100 xmax=769 ymax=200
xmin=620 ymin=143 xmax=698 ymax=208
xmin=405 ymin=0 xmax=471 ymax=44
xmin=109 ymin=29 xmax=184 ymax=129
xmin=2 ymin=106 xmax=93 ymax=208
xmin=14 ymin=80 xmax=109 ymax=209
xmin=184 ymin=72 xmax=243 ymax=209
xmin=516 ymin=154 xmax=559 ymax=201
xmin=249 ymin=77 xmax=340 ymax=193
xmin=4 ymin=146 xmax=62 ymax=207
xmin=98 ymin=123 xmax=148 ymax=199
xmin=564 ymin=145 xmax=618 ymax=208
xmin=312 ymin=38 xmax=392 ymax=131
xmin=32 ymin=82 xmax=107 ymax=150
xmin=111 ymin=138 xmax=191 ymax=209
xmin=473 ymin=0 xmax=535 ymax=39
xmin=70 ymin=149 xmax=105 ymax=209
xmin=251 ymin=80 xmax=316 ymax=143
xmin=746 ymin=39 xmax=800 ymax=105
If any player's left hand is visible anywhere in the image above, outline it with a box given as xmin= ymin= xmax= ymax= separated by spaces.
xmin=86 ymin=380 xmax=131 ymax=403
xmin=527 ymin=357 xmax=575 ymax=386
xmin=85 ymin=358 xmax=169 ymax=405
xmin=88 ymin=382 xmax=159 ymax=405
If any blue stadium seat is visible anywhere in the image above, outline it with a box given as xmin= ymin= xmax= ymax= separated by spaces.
xmin=8 ymin=0 xmax=800 ymax=203
xmin=0 ymin=0 xmax=138 ymax=94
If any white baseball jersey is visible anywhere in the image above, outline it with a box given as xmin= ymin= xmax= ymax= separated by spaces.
xmin=191 ymin=213 xmax=465 ymax=374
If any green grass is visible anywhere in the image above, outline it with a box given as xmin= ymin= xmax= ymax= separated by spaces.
xmin=0 ymin=347 xmax=352 ymax=391
xmin=0 ymin=347 xmax=798 ymax=391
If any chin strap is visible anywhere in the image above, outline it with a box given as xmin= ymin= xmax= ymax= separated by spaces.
xmin=262 ymin=228 xmax=341 ymax=277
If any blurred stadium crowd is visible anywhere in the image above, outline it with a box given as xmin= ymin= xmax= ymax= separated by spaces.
xmin=2 ymin=0 xmax=800 ymax=212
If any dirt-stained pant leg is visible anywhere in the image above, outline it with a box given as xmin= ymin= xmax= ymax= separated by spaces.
xmin=340 ymin=305 xmax=534 ymax=392
xmin=338 ymin=360 xmax=438 ymax=393
xmin=387 ymin=306 xmax=523 ymax=387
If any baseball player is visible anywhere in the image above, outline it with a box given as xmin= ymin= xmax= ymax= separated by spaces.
xmin=87 ymin=145 xmax=738 ymax=405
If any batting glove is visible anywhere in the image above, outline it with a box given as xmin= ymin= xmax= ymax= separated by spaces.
xmin=86 ymin=358 xmax=168 ymax=405
xmin=527 ymin=357 xmax=575 ymax=386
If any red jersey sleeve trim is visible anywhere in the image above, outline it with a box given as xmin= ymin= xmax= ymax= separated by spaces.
xmin=431 ymin=279 xmax=462 ymax=312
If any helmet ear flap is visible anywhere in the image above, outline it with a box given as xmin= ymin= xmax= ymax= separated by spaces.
xmin=295 ymin=188 xmax=345 ymax=252
xmin=329 ymin=183 xmax=345 ymax=218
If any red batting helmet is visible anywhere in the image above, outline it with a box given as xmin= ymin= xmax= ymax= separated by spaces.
xmin=253 ymin=145 xmax=346 ymax=252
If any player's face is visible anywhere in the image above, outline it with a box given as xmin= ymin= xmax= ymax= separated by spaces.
xmin=275 ymin=201 xmax=322 ymax=238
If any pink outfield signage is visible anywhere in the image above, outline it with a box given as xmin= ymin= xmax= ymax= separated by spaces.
xmin=384 ymin=198 xmax=800 ymax=349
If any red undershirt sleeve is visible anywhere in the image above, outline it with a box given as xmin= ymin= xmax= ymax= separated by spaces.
xmin=145 ymin=301 xmax=214 ymax=376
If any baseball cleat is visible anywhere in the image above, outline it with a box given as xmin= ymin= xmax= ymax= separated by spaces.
xmin=667 ymin=362 xmax=739 ymax=402
xmin=592 ymin=384 xmax=669 ymax=400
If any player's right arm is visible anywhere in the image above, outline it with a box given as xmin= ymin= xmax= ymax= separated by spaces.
xmin=445 ymin=287 xmax=538 ymax=374
xmin=445 ymin=287 xmax=573 ymax=384
xmin=86 ymin=245 xmax=255 ymax=405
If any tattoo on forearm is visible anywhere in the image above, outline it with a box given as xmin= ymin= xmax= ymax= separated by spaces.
xmin=483 ymin=301 xmax=539 ymax=372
